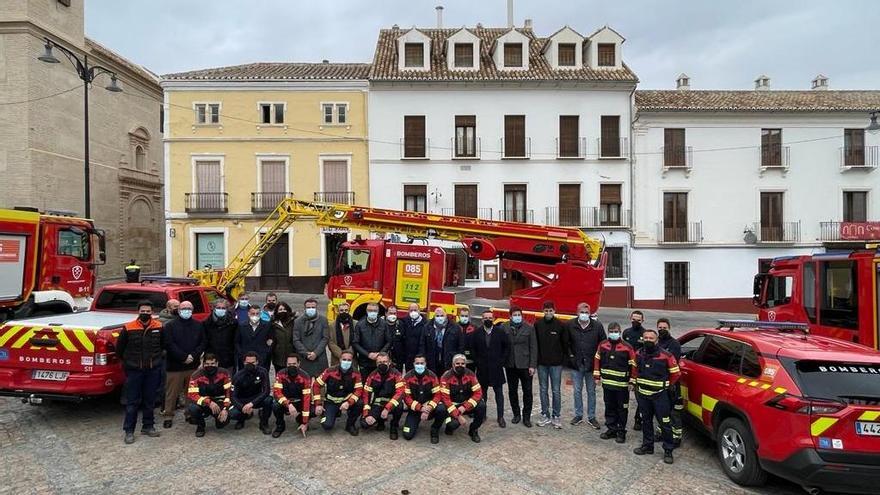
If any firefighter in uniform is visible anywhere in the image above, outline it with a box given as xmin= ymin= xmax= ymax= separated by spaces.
xmin=441 ymin=354 xmax=486 ymax=443
xmin=632 ymin=329 xmax=681 ymax=464
xmin=186 ymin=353 xmax=231 ymax=437
xmin=401 ymin=355 xmax=447 ymax=444
xmin=271 ymin=353 xmax=312 ymax=438
xmin=312 ymin=349 xmax=365 ymax=436
xmin=124 ymin=259 xmax=141 ymax=283
xmin=229 ymin=352 xmax=274 ymax=434
xmin=593 ymin=322 xmax=637 ymax=443
xmin=656 ymin=318 xmax=683 ymax=447
xmin=360 ymin=352 xmax=405 ymax=439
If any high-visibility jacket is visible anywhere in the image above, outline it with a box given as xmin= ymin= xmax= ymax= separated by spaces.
xmin=440 ymin=368 xmax=483 ymax=418
xmin=402 ymin=369 xmax=442 ymax=412
xmin=362 ymin=367 xmax=405 ymax=416
xmin=635 ymin=347 xmax=680 ymax=396
xmin=593 ymin=339 xmax=637 ymax=389
xmin=187 ymin=367 xmax=232 ymax=408
xmin=272 ymin=368 xmax=312 ymax=424
xmin=311 ymin=366 xmax=364 ymax=408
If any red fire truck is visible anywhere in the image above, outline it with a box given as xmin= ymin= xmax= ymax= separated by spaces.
xmin=753 ymin=249 xmax=879 ymax=349
xmin=191 ymin=199 xmax=606 ymax=320
xmin=1 ymin=208 xmax=106 ymax=321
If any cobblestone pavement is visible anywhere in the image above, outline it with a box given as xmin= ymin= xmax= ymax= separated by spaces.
xmin=0 ymin=382 xmax=807 ymax=495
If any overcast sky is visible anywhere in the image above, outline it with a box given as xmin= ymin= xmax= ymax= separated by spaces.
xmin=85 ymin=0 xmax=880 ymax=90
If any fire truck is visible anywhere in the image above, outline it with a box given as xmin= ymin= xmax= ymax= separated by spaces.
xmin=0 ymin=208 xmax=106 ymax=321
xmin=753 ymin=248 xmax=879 ymax=349
xmin=190 ymin=198 xmax=606 ymax=320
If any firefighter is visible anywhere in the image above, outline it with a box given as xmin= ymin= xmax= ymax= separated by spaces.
xmin=656 ymin=317 xmax=683 ymax=447
xmin=116 ymin=301 xmax=164 ymax=445
xmin=401 ymin=355 xmax=447 ymax=444
xmin=360 ymin=352 xmax=405 ymax=440
xmin=271 ymin=353 xmax=312 ymax=438
xmin=440 ymin=354 xmax=486 ymax=443
xmin=593 ymin=322 xmax=637 ymax=443
xmin=229 ymin=352 xmax=274 ymax=434
xmin=632 ymin=329 xmax=680 ymax=464
xmin=124 ymin=259 xmax=141 ymax=283
xmin=623 ymin=310 xmax=646 ymax=429
xmin=312 ymin=349 xmax=364 ymax=436
xmin=186 ymin=353 xmax=231 ymax=437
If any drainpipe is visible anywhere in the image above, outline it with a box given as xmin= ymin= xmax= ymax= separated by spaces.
xmin=627 ymin=85 xmax=637 ymax=309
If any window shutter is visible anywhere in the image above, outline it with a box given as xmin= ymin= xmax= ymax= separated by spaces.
xmin=404 ymin=116 xmax=426 ymax=157
xmin=559 ymin=116 xmax=579 ymax=157
xmin=454 ymin=185 xmax=478 ymax=218
xmin=504 ymin=43 xmax=523 ymax=67
xmin=454 ymin=43 xmax=474 ymax=67
xmin=404 ymin=43 xmax=424 ymax=67
xmin=600 ymin=184 xmax=621 ymax=204
xmin=505 ymin=115 xmax=525 ymax=157
xmin=601 ymin=116 xmax=620 ymax=157
xmin=558 ymin=43 xmax=576 ymax=66
xmin=558 ymin=184 xmax=581 ymax=226
xmin=597 ymin=44 xmax=615 ymax=66
xmin=664 ymin=128 xmax=685 ymax=166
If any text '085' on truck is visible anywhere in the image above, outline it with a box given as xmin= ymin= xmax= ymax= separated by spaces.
xmin=1 ymin=207 xmax=106 ymax=322
xmin=189 ymin=198 xmax=608 ymax=322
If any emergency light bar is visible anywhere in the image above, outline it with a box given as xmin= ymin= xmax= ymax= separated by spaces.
xmin=716 ymin=319 xmax=810 ymax=333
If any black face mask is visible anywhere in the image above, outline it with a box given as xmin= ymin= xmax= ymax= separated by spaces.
xmin=204 ymin=366 xmax=218 ymax=376
xmin=137 ymin=313 xmax=152 ymax=323
xmin=244 ymin=363 xmax=256 ymax=373
xmin=377 ymin=363 xmax=389 ymax=374
xmin=276 ymin=312 xmax=290 ymax=322
xmin=643 ymin=341 xmax=656 ymax=351
xmin=287 ymin=366 xmax=298 ymax=375
xmin=453 ymin=366 xmax=466 ymax=376
xmin=631 ymin=321 xmax=642 ymax=329
xmin=483 ymin=320 xmax=493 ymax=329
xmin=338 ymin=313 xmax=352 ymax=324
xmin=658 ymin=329 xmax=670 ymax=339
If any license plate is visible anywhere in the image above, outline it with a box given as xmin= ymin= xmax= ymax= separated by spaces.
xmin=32 ymin=370 xmax=69 ymax=381
xmin=855 ymin=421 xmax=880 ymax=436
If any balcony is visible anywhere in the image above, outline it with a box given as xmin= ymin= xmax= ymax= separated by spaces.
xmin=400 ymin=138 xmax=430 ymax=160
xmin=440 ymin=207 xmax=493 ymax=220
xmin=656 ymin=222 xmax=702 ymax=244
xmin=597 ymin=137 xmax=629 ymax=159
xmin=544 ymin=207 xmax=631 ymax=228
xmin=451 ymin=137 xmax=481 ymax=160
xmin=185 ymin=192 xmax=228 ymax=214
xmin=753 ymin=221 xmax=800 ymax=243
xmin=759 ymin=146 xmax=790 ymax=175
xmin=661 ymin=145 xmax=693 ymax=175
xmin=819 ymin=221 xmax=880 ymax=242
xmin=501 ymin=138 xmax=531 ymax=159
xmin=555 ymin=137 xmax=587 ymax=159
xmin=497 ymin=209 xmax=534 ymax=223
xmin=313 ymin=191 xmax=356 ymax=205
xmin=839 ymin=146 xmax=879 ymax=170
xmin=251 ymin=192 xmax=292 ymax=213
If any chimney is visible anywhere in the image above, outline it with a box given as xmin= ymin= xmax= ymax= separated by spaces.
xmin=754 ymin=74 xmax=770 ymax=91
xmin=435 ymin=5 xmax=444 ymax=29
xmin=676 ymin=73 xmax=690 ymax=90
xmin=507 ymin=0 xmax=514 ymax=28
xmin=524 ymin=18 xmax=533 ymax=30
xmin=322 ymin=59 xmax=329 ymax=64
xmin=811 ymin=74 xmax=828 ymax=90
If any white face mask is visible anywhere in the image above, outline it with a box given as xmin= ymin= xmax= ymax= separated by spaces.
xmin=249 ymin=315 xmax=260 ymax=325
xmin=367 ymin=311 xmax=378 ymax=321
xmin=410 ymin=311 xmax=420 ymax=320
xmin=386 ymin=314 xmax=398 ymax=323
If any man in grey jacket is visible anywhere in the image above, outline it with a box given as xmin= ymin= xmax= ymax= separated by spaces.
xmin=292 ymin=298 xmax=329 ymax=378
xmin=352 ymin=302 xmax=392 ymax=378
xmin=503 ymin=306 xmax=538 ymax=427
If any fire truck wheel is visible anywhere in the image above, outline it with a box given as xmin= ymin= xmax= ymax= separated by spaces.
xmin=716 ymin=417 xmax=767 ymax=487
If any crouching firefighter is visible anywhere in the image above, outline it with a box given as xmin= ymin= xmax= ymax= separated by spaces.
xmin=402 ymin=354 xmax=447 ymax=444
xmin=441 ymin=354 xmax=486 ymax=443
xmin=361 ymin=352 xmax=405 ymax=439
xmin=632 ymin=329 xmax=681 ymax=464
xmin=271 ymin=353 xmax=312 ymax=438
xmin=186 ymin=353 xmax=231 ymax=437
xmin=312 ymin=349 xmax=365 ymax=436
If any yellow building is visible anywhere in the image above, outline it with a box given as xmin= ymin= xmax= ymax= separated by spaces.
xmin=161 ymin=63 xmax=370 ymax=293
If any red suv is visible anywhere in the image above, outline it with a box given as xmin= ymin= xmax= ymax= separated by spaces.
xmin=678 ymin=320 xmax=880 ymax=494
xmin=92 ymin=277 xmax=228 ymax=321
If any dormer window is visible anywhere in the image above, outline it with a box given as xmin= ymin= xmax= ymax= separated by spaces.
xmin=597 ymin=44 xmax=616 ymax=67
xmin=558 ymin=43 xmax=576 ymax=67
xmin=504 ymin=43 xmax=523 ymax=67
xmin=454 ymin=43 xmax=474 ymax=68
xmin=404 ymin=43 xmax=424 ymax=68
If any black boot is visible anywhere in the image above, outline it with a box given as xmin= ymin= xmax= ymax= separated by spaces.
xmin=522 ymin=417 xmax=532 ymax=428
xmin=633 ymin=445 xmax=654 ymax=455
xmin=345 ymin=424 xmax=359 ymax=436
xmin=663 ymin=450 xmax=674 ymax=464
xmin=469 ymin=427 xmax=481 ymax=443
xmin=389 ymin=426 xmax=398 ymax=440
xmin=600 ymin=430 xmax=616 ymax=440
xmin=272 ymin=424 xmax=285 ymax=438
xmin=430 ymin=429 xmax=440 ymax=444
xmin=195 ymin=425 xmax=206 ymax=438
xmin=615 ymin=432 xmax=626 ymax=444
xmin=234 ymin=420 xmax=245 ymax=430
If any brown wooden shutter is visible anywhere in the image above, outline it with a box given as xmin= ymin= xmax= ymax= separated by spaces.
xmin=404 ymin=116 xmax=426 ymax=158
xmin=664 ymin=128 xmax=685 ymax=166
xmin=597 ymin=44 xmax=615 ymax=66
xmin=504 ymin=43 xmax=523 ymax=67
xmin=760 ymin=192 xmax=784 ymax=241
xmin=600 ymin=184 xmax=621 ymax=204
xmin=761 ymin=129 xmax=782 ymax=166
xmin=601 ymin=116 xmax=620 ymax=157
xmin=455 ymin=115 xmax=475 ymax=127
xmin=454 ymin=43 xmax=473 ymax=67
xmin=844 ymin=128 xmax=865 ymax=166
xmin=558 ymin=184 xmax=581 ymax=226
xmin=558 ymin=44 xmax=576 ymax=66
xmin=454 ymin=185 xmax=478 ymax=218
xmin=559 ymin=116 xmax=579 ymax=157
xmin=505 ymin=115 xmax=525 ymax=157
xmin=663 ymin=192 xmax=687 ymax=241
xmin=404 ymin=43 xmax=424 ymax=67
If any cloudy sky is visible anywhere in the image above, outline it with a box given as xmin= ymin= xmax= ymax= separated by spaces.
xmin=85 ymin=0 xmax=879 ymax=89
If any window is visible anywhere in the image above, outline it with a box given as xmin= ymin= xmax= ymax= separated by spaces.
xmin=760 ymin=192 xmax=784 ymax=241
xmin=403 ymin=115 xmax=426 ymax=158
xmin=178 ymin=290 xmax=206 ymax=314
xmin=259 ymin=103 xmax=285 ymax=124
xmin=843 ymin=191 xmax=868 ymax=222
xmin=664 ymin=128 xmax=686 ymax=167
xmin=761 ymin=128 xmax=782 ymax=166
xmin=694 ymin=336 xmax=741 ymax=374
xmin=664 ymin=261 xmax=689 ymax=305
xmin=804 ymin=262 xmax=817 ymax=323
xmin=663 ymin=192 xmax=688 ymax=242
xmin=454 ymin=43 xmax=474 ymax=68
xmin=844 ymin=128 xmax=865 ymax=166
xmin=258 ymin=160 xmax=286 ymax=209
xmin=336 ymin=104 xmax=347 ymax=124
xmin=765 ymin=275 xmax=793 ymax=308
xmin=558 ymin=115 xmax=580 ymax=157
xmin=194 ymin=160 xmax=223 ymax=210
xmin=597 ymin=43 xmax=615 ymax=66
xmin=323 ymin=104 xmax=334 ymax=124
xmin=404 ymin=185 xmax=427 ymax=212
xmin=195 ymin=233 xmax=224 ymax=270
xmin=600 ymin=116 xmax=621 ymax=157
xmin=504 ymin=115 xmax=526 ymax=158
xmin=503 ymin=184 xmax=528 ymax=222
xmin=820 ymin=260 xmax=859 ymax=330
xmin=455 ymin=115 xmax=476 ymax=158
xmin=600 ymin=184 xmax=622 ymax=226
xmin=58 ymin=229 xmax=89 ymax=260
xmin=679 ymin=334 xmax=707 ymax=361
xmin=340 ymin=249 xmax=370 ymax=275
xmin=557 ymin=43 xmax=576 ymax=66
xmin=558 ymin=184 xmax=581 ymax=226
xmin=788 ymin=359 xmax=880 ymax=403
xmin=135 ymin=145 xmax=146 ymax=171
xmin=322 ymin=160 xmax=350 ymax=203
xmin=454 ymin=184 xmax=478 ymax=218
xmin=195 ymin=103 xmax=220 ymax=124
xmin=95 ymin=290 xmax=167 ymax=312
xmin=404 ymin=43 xmax=424 ymax=67
xmin=321 ymin=103 xmax=349 ymax=125
xmin=739 ymin=345 xmax=761 ymax=378
xmin=466 ymin=256 xmax=480 ymax=281
xmin=605 ymin=247 xmax=624 ymax=279
xmin=503 ymin=43 xmax=523 ymax=67
xmin=159 ymin=105 xmax=164 ymax=134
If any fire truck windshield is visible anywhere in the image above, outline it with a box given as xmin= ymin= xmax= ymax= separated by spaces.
xmin=334 ymin=248 xmax=370 ymax=275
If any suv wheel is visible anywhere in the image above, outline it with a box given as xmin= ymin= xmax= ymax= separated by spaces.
xmin=716 ymin=417 xmax=767 ymax=486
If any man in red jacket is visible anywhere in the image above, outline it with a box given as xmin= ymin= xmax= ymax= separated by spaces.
xmin=440 ymin=354 xmax=485 ymax=443
xmin=401 ymin=355 xmax=447 ymax=444
xmin=271 ymin=353 xmax=312 ymax=438
xmin=186 ymin=353 xmax=231 ymax=437
xmin=593 ymin=322 xmax=637 ymax=443
xmin=360 ymin=352 xmax=405 ymax=439
xmin=312 ymin=349 xmax=365 ymax=436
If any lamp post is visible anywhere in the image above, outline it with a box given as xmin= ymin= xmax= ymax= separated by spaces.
xmin=38 ymin=38 xmax=122 ymax=219
xmin=867 ymin=111 xmax=880 ymax=135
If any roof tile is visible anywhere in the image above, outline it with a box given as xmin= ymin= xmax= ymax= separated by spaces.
xmin=636 ymin=90 xmax=880 ymax=112
xmin=162 ymin=62 xmax=371 ymax=81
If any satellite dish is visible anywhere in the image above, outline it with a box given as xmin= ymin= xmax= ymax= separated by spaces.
xmin=743 ymin=231 xmax=758 ymax=244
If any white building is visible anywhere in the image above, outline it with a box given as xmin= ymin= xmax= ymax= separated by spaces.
xmin=368 ymin=23 xmax=638 ymax=302
xmin=631 ymin=75 xmax=880 ymax=312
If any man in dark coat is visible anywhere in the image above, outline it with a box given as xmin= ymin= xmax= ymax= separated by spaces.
xmin=471 ymin=309 xmax=510 ymax=427
xmin=203 ymin=299 xmax=238 ymax=370
xmin=566 ymin=302 xmax=606 ymax=429
xmin=162 ymin=300 xmax=205 ymax=429
xmin=351 ymin=302 xmax=391 ymax=378
xmin=420 ymin=307 xmax=463 ymax=375
xmin=291 ymin=298 xmax=329 ymax=378
xmin=235 ymin=306 xmax=274 ymax=370
xmin=398 ymin=303 xmax=427 ymax=372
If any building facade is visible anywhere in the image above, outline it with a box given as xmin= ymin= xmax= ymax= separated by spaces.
xmin=368 ymin=23 xmax=637 ymax=303
xmin=632 ymin=77 xmax=880 ymax=311
xmin=161 ymin=63 xmax=370 ymax=293
xmin=0 ymin=0 xmax=165 ymax=278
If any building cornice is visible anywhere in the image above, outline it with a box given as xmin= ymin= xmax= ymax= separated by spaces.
xmin=161 ymin=80 xmax=369 ymax=91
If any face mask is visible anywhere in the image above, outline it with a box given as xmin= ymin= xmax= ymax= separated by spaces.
xmin=244 ymin=363 xmax=256 ymax=372
xmin=658 ymin=329 xmax=670 ymax=339
xmin=578 ymin=313 xmax=590 ymax=323
xmin=434 ymin=316 xmax=446 ymax=325
xmin=340 ymin=360 xmax=352 ymax=371
xmin=453 ymin=366 xmax=466 ymax=376
xmin=367 ymin=311 xmax=378 ymax=321
xmin=305 ymin=307 xmax=317 ymax=318
xmin=204 ymin=365 xmax=218 ymax=376
xmin=544 ymin=313 xmax=554 ymax=321
xmin=410 ymin=311 xmax=420 ymax=320
xmin=377 ymin=363 xmax=389 ymax=374
xmin=511 ymin=315 xmax=523 ymax=325
xmin=138 ymin=313 xmax=152 ymax=323
xmin=249 ymin=315 xmax=260 ymax=325
xmin=260 ymin=311 xmax=271 ymax=322
xmin=213 ymin=308 xmax=227 ymax=318
xmin=414 ymin=363 xmax=426 ymax=374
xmin=179 ymin=309 xmax=193 ymax=320
xmin=483 ymin=320 xmax=493 ymax=329
xmin=276 ymin=311 xmax=289 ymax=322
xmin=459 ymin=316 xmax=469 ymax=325
xmin=386 ymin=314 xmax=398 ymax=323
xmin=631 ymin=321 xmax=642 ymax=329
xmin=643 ymin=341 xmax=656 ymax=351
xmin=337 ymin=313 xmax=351 ymax=324
xmin=287 ymin=366 xmax=298 ymax=375
xmin=608 ymin=332 xmax=621 ymax=341
xmin=239 ymin=300 xmax=250 ymax=308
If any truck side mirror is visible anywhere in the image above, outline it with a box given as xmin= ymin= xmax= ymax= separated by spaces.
xmin=752 ymin=273 xmax=768 ymax=308
xmin=90 ymin=229 xmax=107 ymax=265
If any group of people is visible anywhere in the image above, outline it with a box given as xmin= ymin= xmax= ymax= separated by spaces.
xmin=117 ymin=294 xmax=683 ymax=463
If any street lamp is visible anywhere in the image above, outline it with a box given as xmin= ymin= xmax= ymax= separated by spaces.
xmin=37 ymin=38 xmax=123 ymax=218
xmin=867 ymin=111 xmax=880 ymax=135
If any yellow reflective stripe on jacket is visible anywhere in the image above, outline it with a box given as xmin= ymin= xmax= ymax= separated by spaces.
xmin=600 ymin=378 xmax=630 ymax=388
xmin=600 ymin=368 xmax=628 ymax=377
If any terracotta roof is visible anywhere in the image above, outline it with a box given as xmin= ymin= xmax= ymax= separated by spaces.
xmin=85 ymin=37 xmax=159 ymax=86
xmin=369 ymin=27 xmax=638 ymax=83
xmin=162 ymin=62 xmax=371 ymax=81
xmin=636 ymin=90 xmax=880 ymax=112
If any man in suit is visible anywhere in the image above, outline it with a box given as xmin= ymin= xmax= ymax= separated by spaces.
xmin=328 ymin=303 xmax=354 ymax=367
xmin=420 ymin=307 xmax=462 ymax=375
xmin=235 ymin=306 xmax=274 ymax=370
xmin=292 ymin=298 xmax=330 ymax=378
xmin=502 ymin=306 xmax=538 ymax=427
xmin=397 ymin=303 xmax=427 ymax=372
xmin=471 ymin=309 xmax=510 ymax=427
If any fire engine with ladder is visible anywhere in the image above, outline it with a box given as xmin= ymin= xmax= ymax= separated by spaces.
xmin=190 ymin=198 xmax=607 ymax=320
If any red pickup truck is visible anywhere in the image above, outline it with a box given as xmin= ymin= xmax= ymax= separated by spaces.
xmin=0 ymin=277 xmax=228 ymax=403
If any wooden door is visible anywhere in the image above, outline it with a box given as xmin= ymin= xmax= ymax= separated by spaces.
xmin=504 ymin=115 xmax=525 ymax=157
xmin=760 ymin=192 xmax=783 ymax=241
xmin=260 ymin=233 xmax=289 ymax=290
xmin=454 ymin=184 xmax=478 ymax=218
xmin=663 ymin=192 xmax=688 ymax=242
xmin=558 ymin=184 xmax=581 ymax=226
